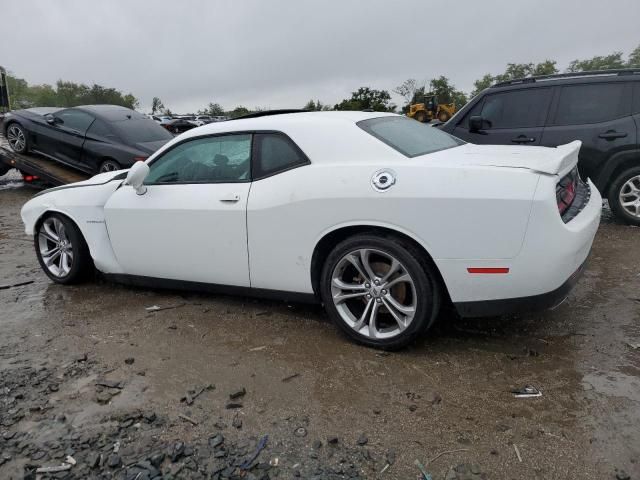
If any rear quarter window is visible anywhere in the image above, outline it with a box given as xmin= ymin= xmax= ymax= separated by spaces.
xmin=553 ymin=82 xmax=630 ymax=125
xmin=357 ymin=116 xmax=464 ymax=158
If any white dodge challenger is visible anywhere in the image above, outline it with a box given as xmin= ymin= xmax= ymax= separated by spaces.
xmin=21 ymin=111 xmax=601 ymax=349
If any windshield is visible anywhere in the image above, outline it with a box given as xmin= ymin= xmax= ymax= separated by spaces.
xmin=112 ymin=119 xmax=173 ymax=144
xmin=357 ymin=116 xmax=464 ymax=157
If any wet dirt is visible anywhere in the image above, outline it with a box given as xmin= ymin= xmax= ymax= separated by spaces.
xmin=1 ymin=184 xmax=639 ymax=479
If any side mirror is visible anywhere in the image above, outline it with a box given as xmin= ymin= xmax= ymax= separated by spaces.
xmin=468 ymin=116 xmax=484 ymax=132
xmin=45 ymin=114 xmax=56 ymax=125
xmin=125 ymin=161 xmax=150 ymax=195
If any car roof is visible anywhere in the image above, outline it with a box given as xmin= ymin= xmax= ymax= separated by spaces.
xmin=489 ymin=68 xmax=640 ymax=92
xmin=191 ymin=110 xmax=397 ymax=134
xmin=75 ymin=104 xmax=144 ymax=122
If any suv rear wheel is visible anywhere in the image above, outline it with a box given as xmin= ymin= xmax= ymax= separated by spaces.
xmin=608 ymin=166 xmax=640 ymax=226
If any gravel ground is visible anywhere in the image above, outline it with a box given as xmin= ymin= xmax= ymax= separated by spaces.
xmin=0 ymin=176 xmax=639 ymax=480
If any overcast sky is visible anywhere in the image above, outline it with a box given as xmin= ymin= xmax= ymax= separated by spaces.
xmin=2 ymin=0 xmax=639 ymax=113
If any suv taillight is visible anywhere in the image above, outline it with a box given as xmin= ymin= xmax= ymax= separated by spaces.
xmin=556 ymin=167 xmax=579 ymax=215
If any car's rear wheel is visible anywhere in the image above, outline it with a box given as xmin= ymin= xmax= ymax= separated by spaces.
xmin=35 ymin=214 xmax=93 ymax=284
xmin=99 ymin=159 xmax=121 ymax=174
xmin=6 ymin=123 xmax=28 ymax=154
xmin=320 ymin=234 xmax=441 ymax=350
xmin=608 ymin=166 xmax=640 ymax=226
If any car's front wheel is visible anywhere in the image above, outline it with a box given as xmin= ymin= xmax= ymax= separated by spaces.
xmin=320 ymin=234 xmax=441 ymax=350
xmin=608 ymin=166 xmax=640 ymax=226
xmin=98 ymin=159 xmax=121 ymax=174
xmin=35 ymin=214 xmax=93 ymax=284
xmin=6 ymin=123 xmax=28 ymax=154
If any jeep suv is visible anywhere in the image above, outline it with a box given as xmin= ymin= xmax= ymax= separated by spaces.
xmin=440 ymin=69 xmax=640 ymax=225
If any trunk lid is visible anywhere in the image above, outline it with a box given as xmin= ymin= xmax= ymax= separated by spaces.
xmin=454 ymin=140 xmax=581 ymax=177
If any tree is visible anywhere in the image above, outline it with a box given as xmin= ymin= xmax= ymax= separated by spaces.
xmin=428 ymin=76 xmax=468 ymax=109
xmin=151 ymin=97 xmax=164 ymax=115
xmin=197 ymin=102 xmax=224 ymax=116
xmin=471 ymin=74 xmax=494 ymax=98
xmin=627 ymin=43 xmax=640 ymax=67
xmin=393 ymin=79 xmax=418 ymax=106
xmin=470 ymin=60 xmax=558 ymax=97
xmin=303 ymin=99 xmax=330 ymax=111
xmin=334 ymin=87 xmax=395 ymax=112
xmin=228 ymin=106 xmax=250 ymax=118
xmin=568 ymin=52 xmax=625 ymax=72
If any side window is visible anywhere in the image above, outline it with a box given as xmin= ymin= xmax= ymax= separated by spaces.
xmin=553 ymin=83 xmax=629 ymax=125
xmin=479 ymin=88 xmax=551 ymax=129
xmin=253 ymin=133 xmax=309 ymax=179
xmin=86 ymin=119 xmax=119 ymax=141
xmin=54 ymin=109 xmax=94 ymax=133
xmin=145 ymin=134 xmax=251 ymax=184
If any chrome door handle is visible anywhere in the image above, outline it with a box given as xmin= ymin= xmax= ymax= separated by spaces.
xmin=219 ymin=194 xmax=240 ymax=203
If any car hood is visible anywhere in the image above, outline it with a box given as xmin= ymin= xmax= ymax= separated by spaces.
xmin=133 ymin=139 xmax=170 ymax=154
xmin=449 ymin=140 xmax=581 ymax=177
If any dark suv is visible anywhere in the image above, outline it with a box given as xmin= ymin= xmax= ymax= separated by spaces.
xmin=440 ymin=69 xmax=640 ymax=225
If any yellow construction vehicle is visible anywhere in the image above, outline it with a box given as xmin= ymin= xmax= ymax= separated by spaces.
xmin=407 ymin=94 xmax=456 ymax=123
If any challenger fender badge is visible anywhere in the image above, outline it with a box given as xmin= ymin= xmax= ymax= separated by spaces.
xmin=371 ymin=169 xmax=396 ymax=192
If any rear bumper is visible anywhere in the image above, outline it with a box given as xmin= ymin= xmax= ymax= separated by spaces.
xmin=453 ymin=259 xmax=587 ymax=317
xmin=436 ymin=178 xmax=601 ymax=317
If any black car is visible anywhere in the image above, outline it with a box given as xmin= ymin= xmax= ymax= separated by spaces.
xmin=161 ymin=118 xmax=197 ymax=135
xmin=440 ymin=69 xmax=640 ymax=225
xmin=2 ymin=105 xmax=173 ymax=173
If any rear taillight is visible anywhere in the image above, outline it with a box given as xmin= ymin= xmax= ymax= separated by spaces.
xmin=556 ymin=167 xmax=578 ymax=215
xmin=22 ymin=174 xmax=39 ymax=182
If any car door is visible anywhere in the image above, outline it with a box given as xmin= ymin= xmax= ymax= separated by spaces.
xmin=104 ymin=133 xmax=253 ymax=286
xmin=246 ymin=132 xmax=312 ymax=292
xmin=540 ymin=81 xmax=636 ymax=183
xmin=37 ymin=108 xmax=95 ymax=169
xmin=451 ymin=87 xmax=552 ymax=146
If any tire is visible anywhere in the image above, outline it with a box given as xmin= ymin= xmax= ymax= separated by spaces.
xmin=415 ymin=111 xmax=427 ymax=123
xmin=320 ymin=233 xmax=441 ymax=350
xmin=6 ymin=123 xmax=29 ymax=154
xmin=438 ymin=112 xmax=450 ymax=122
xmin=35 ymin=213 xmax=93 ymax=284
xmin=98 ymin=159 xmax=121 ymax=174
xmin=608 ymin=165 xmax=640 ymax=226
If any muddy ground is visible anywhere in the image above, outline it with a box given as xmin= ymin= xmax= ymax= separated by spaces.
xmin=1 ymin=178 xmax=639 ymax=480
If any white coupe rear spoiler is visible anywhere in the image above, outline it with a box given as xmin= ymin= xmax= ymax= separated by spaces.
xmin=534 ymin=140 xmax=581 ymax=177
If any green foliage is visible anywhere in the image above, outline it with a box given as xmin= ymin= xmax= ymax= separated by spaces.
xmin=470 ymin=61 xmax=558 ymax=97
xmin=198 ymin=102 xmax=224 ymax=116
xmin=629 ymin=45 xmax=640 ymax=68
xmin=151 ymin=97 xmax=164 ymax=115
xmin=6 ymin=73 xmax=139 ymax=110
xmin=428 ymin=76 xmax=468 ymax=109
xmin=303 ymin=99 xmax=331 ymax=111
xmin=228 ymin=106 xmax=250 ymax=118
xmin=567 ymin=52 xmax=625 ymax=72
xmin=334 ymin=87 xmax=395 ymax=112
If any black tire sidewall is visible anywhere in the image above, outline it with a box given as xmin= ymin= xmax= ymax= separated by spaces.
xmin=608 ymin=166 xmax=640 ymax=226
xmin=35 ymin=213 xmax=92 ymax=284
xmin=99 ymin=159 xmax=121 ymax=174
xmin=320 ymin=234 xmax=440 ymax=350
